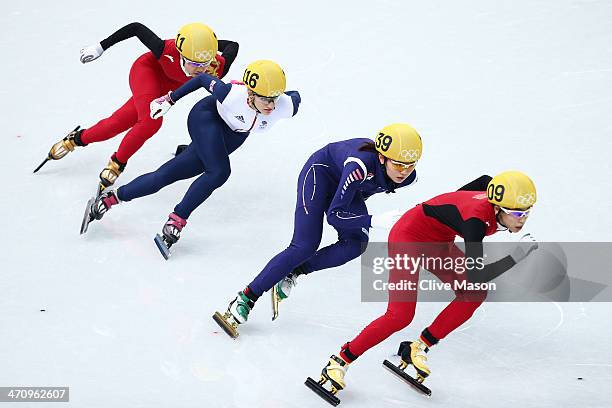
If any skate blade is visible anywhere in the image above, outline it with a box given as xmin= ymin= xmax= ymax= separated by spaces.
xmin=271 ymin=285 xmax=279 ymax=321
xmin=382 ymin=359 xmax=432 ymax=397
xmin=97 ymin=183 xmax=106 ymax=197
xmin=212 ymin=311 xmax=239 ymax=339
xmin=80 ymin=197 xmax=96 ymax=235
xmin=154 ymin=234 xmax=171 ymax=260
xmin=33 ymin=156 xmax=51 ymax=173
xmin=305 ymin=377 xmax=341 ymax=406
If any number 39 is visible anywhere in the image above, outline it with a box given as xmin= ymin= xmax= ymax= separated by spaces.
xmin=487 ymin=183 xmax=505 ymax=202
xmin=375 ymin=132 xmax=392 ymax=152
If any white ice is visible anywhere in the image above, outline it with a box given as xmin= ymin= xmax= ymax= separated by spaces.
xmin=1 ymin=0 xmax=612 ymax=407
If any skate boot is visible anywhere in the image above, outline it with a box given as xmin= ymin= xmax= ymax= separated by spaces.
xmin=271 ymin=272 xmax=298 ymax=321
xmin=305 ymin=355 xmax=348 ymax=405
xmin=398 ymin=340 xmax=431 ymax=381
xmin=80 ymin=189 xmax=120 ymax=234
xmin=276 ymin=272 xmax=299 ymax=300
xmin=98 ymin=154 xmax=126 ymax=195
xmin=34 ymin=126 xmax=85 ymax=173
xmin=212 ymin=291 xmax=255 ymax=339
xmin=382 ymin=340 xmax=432 ymax=396
xmin=154 ymin=213 xmax=187 ymax=260
xmin=271 ymin=265 xmax=307 ymax=320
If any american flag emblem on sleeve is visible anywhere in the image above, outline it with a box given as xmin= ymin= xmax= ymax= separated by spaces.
xmin=341 ymin=168 xmax=364 ymax=198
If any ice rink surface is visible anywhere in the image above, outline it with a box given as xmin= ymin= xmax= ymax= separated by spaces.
xmin=2 ymin=0 xmax=612 ymax=406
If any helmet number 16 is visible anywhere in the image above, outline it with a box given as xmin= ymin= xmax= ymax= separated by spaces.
xmin=243 ymin=70 xmax=259 ymax=88
xmin=376 ymin=133 xmax=393 ymax=152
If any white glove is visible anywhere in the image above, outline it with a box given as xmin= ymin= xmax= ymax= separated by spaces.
xmin=150 ymin=92 xmax=175 ymax=119
xmin=510 ymin=233 xmax=539 ymax=263
xmin=370 ymin=209 xmax=402 ymax=229
xmin=79 ymin=43 xmax=104 ymax=64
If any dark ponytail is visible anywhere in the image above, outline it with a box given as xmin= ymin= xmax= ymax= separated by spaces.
xmin=358 ymin=141 xmax=377 ymax=153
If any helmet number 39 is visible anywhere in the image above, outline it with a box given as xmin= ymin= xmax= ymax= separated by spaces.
xmin=376 ymin=132 xmax=393 ymax=152
xmin=243 ymin=70 xmax=259 ymax=88
xmin=487 ymin=183 xmax=505 ymax=202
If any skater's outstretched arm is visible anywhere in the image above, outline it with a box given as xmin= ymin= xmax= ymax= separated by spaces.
xmin=170 ymin=73 xmax=232 ymax=102
xmin=80 ymin=22 xmax=164 ymax=63
xmin=100 ymin=22 xmax=165 ymax=57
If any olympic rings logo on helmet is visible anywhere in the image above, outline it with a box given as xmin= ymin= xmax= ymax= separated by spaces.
xmin=399 ymin=149 xmax=419 ymax=162
xmin=194 ymin=50 xmax=215 ymax=62
xmin=516 ymin=193 xmax=536 ymax=208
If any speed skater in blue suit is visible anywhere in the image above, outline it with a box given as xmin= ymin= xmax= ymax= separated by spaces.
xmin=213 ymin=123 xmax=424 ymax=337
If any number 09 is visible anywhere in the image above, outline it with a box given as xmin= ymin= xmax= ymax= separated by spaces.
xmin=487 ymin=183 xmax=505 ymax=202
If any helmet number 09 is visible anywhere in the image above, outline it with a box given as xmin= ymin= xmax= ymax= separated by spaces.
xmin=176 ymin=34 xmax=185 ymax=52
xmin=243 ymin=70 xmax=259 ymax=88
xmin=375 ymin=133 xmax=393 ymax=152
xmin=487 ymin=183 xmax=505 ymax=202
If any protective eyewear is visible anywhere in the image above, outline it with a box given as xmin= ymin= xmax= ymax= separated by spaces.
xmin=181 ymin=56 xmax=212 ymax=68
xmin=254 ymin=93 xmax=279 ymax=104
xmin=500 ymin=207 xmax=532 ymax=219
xmin=389 ymin=159 xmax=417 ymax=171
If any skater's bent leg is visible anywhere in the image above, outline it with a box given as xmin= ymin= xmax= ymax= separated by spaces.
xmin=340 ymin=300 xmax=417 ymax=362
xmin=339 ymin=230 xmax=423 ymax=362
xmin=171 ymin=103 xmax=241 ymax=219
xmin=300 ymin=197 xmax=369 ymax=273
xmin=421 ymin=243 xmax=488 ymax=347
xmin=247 ymin=205 xmax=325 ymax=297
xmin=172 ymin=121 xmax=231 ymax=219
xmin=80 ymin=97 xmax=138 ymax=145
xmin=114 ymin=95 xmax=163 ymax=163
xmin=117 ymin=145 xmax=204 ymax=202
xmin=113 ymin=62 xmax=165 ymax=163
xmin=423 ymin=291 xmax=487 ymax=346
xmin=301 ymin=229 xmax=368 ymax=274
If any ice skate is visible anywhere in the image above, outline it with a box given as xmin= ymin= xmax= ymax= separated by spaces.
xmin=271 ymin=272 xmax=298 ymax=321
xmin=382 ymin=340 xmax=432 ymax=396
xmin=153 ymin=213 xmax=187 ymax=260
xmin=212 ymin=291 xmax=254 ymax=339
xmin=98 ymin=155 xmax=126 ymax=195
xmin=305 ymin=355 xmax=348 ymax=406
xmin=34 ymin=126 xmax=84 ymax=173
xmin=80 ymin=189 xmax=120 ymax=234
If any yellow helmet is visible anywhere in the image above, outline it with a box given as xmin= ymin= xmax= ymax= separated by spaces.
xmin=243 ymin=60 xmax=286 ymax=97
xmin=487 ymin=171 xmax=537 ymax=210
xmin=374 ymin=123 xmax=423 ymax=163
xmin=175 ymin=23 xmax=218 ymax=63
